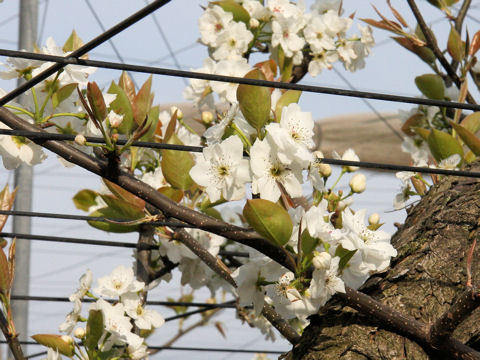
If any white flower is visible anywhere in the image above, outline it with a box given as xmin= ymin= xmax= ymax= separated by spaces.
xmin=45 ymin=348 xmax=62 ymax=360
xmin=243 ymin=0 xmax=269 ymax=19
xmin=250 ymin=138 xmax=303 ymax=202
xmin=0 ymin=122 xmax=47 ymax=169
xmin=312 ymin=251 xmax=332 ymax=270
xmin=107 ymin=110 xmax=124 ymax=128
xmin=183 ymin=57 xmax=216 ymax=107
xmin=140 ymin=167 xmax=167 ymax=189
xmin=94 ymin=265 xmax=144 ymax=298
xmin=309 ymin=256 xmax=345 ymax=304
xmin=69 ymin=269 xmax=92 ymax=302
xmin=190 ymin=135 xmax=250 ymax=202
xmin=436 ymin=154 xmax=461 ymax=170
xmin=199 ymin=5 xmax=233 ymax=46
xmin=307 ymin=50 xmax=338 ymax=76
xmin=212 ymin=22 xmax=254 ymax=60
xmin=271 ymin=15 xmax=306 ymax=57
xmin=122 ymin=292 xmax=165 ymax=330
xmin=59 ymin=299 xmax=82 ymax=334
xmin=0 ymin=55 xmax=43 ymax=79
xmin=265 ymin=103 xmax=315 ymax=167
xmin=304 ymin=15 xmax=336 ymax=53
xmin=311 ymin=0 xmax=342 ymax=14
xmin=267 ymin=0 xmax=303 ymax=19
xmin=341 ymin=209 xmax=397 ymax=274
xmin=128 ymin=343 xmax=149 ymax=360
xmin=332 ymin=148 xmax=360 ymax=172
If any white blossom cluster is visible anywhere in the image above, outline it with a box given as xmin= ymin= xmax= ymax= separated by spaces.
xmin=185 ymin=0 xmax=374 ymax=106
xmin=57 ymin=266 xmax=165 ymax=360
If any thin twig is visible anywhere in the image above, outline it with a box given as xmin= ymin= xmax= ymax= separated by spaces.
xmin=429 ymin=287 xmax=480 ymax=345
xmin=455 ymin=0 xmax=472 ymax=34
xmin=407 ymin=0 xmax=476 ymax=105
xmin=0 ymin=311 xmax=24 ymax=360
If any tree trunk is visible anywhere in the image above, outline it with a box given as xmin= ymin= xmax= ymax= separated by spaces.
xmin=289 ymin=163 xmax=480 ymax=359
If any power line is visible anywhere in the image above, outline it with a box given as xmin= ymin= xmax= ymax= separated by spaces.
xmin=0 ymin=0 xmax=172 ymax=107
xmin=0 ymin=128 xmax=478 ymax=179
xmin=0 ymin=49 xmax=479 ymax=111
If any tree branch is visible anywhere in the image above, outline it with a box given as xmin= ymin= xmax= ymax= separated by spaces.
xmin=406 ymin=0 xmax=477 ymax=105
xmin=455 ymin=0 xmax=472 ymax=34
xmin=136 ymin=224 xmax=155 ymax=306
xmin=0 ymin=311 xmax=24 ymax=360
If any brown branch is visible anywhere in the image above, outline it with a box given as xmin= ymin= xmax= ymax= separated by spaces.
xmin=0 ymin=311 xmax=24 ymax=360
xmin=261 ymin=303 xmax=301 ymax=345
xmin=339 ymin=287 xmax=480 ymax=359
xmin=150 ymin=256 xmax=178 ymax=282
xmin=455 ymin=0 xmax=472 ymax=34
xmin=0 ymin=108 xmax=296 ymax=273
xmin=136 ymin=225 xmax=155 ymax=306
xmin=430 ymin=287 xmax=480 ymax=345
xmin=172 ymin=229 xmax=236 ymax=288
xmin=407 ymin=0 xmax=477 ymax=105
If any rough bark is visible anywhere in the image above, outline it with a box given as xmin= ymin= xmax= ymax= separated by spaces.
xmin=289 ymin=162 xmax=480 ymax=359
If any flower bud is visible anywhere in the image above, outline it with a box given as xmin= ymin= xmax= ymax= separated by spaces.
xmin=201 ymin=111 xmax=214 ymax=125
xmin=61 ymin=335 xmax=74 ymax=345
xmin=107 ymin=110 xmax=124 ymax=128
xmin=170 ymin=106 xmax=184 ymax=120
xmin=349 ymin=173 xmax=366 ymax=193
xmin=73 ymin=327 xmax=86 ymax=339
xmin=74 ymin=134 xmax=86 ymax=146
xmin=312 ymin=252 xmax=332 ymax=270
xmin=318 ymin=163 xmax=332 ymax=177
xmin=368 ymin=213 xmax=380 ymax=226
xmin=249 ymin=18 xmax=260 ymax=29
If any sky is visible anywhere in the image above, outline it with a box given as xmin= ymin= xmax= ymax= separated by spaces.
xmin=0 ymin=1 xmax=479 ymax=359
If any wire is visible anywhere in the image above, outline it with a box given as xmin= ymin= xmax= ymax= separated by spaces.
xmin=0 ymin=209 xmax=195 ymax=227
xmin=1 ymin=341 xmax=286 ymax=355
xmin=164 ymin=301 xmax=234 ymax=321
xmin=0 ymin=48 xmax=479 ymax=112
xmin=0 ymin=128 xmax=479 ymax=179
xmin=0 ymin=128 xmax=204 ymax=152
xmin=11 ymin=295 xmax=238 ymax=309
xmin=0 ymin=0 xmax=172 ymax=107
xmin=37 ymin=0 xmax=49 ymax=45
xmin=0 ymin=232 xmax=249 ymax=258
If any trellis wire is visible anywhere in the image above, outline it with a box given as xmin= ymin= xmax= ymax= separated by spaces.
xmin=11 ymin=295 xmax=239 ymax=309
xmin=2 ymin=342 xmax=287 ymax=355
xmin=0 ymin=0 xmax=171 ymax=107
xmin=0 ymin=231 xmax=249 ymax=258
xmin=1 ymin=48 xmax=480 ymax=111
xmin=0 ymin=128 xmax=478 ymax=178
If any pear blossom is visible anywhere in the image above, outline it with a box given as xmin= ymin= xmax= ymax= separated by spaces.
xmin=94 ymin=265 xmax=145 ymax=298
xmin=309 ymin=256 xmax=345 ymax=303
xmin=183 ymin=57 xmax=216 ymax=107
xmin=250 ymin=138 xmax=303 ymax=202
xmin=59 ymin=299 xmax=82 ymax=334
xmin=0 ymin=55 xmax=43 ymax=79
xmin=308 ymin=50 xmax=339 ymax=76
xmin=311 ymin=0 xmax=342 ymax=14
xmin=271 ymin=15 xmax=306 ymax=57
xmin=267 ymin=0 xmax=303 ymax=19
xmin=333 ymin=148 xmax=360 ymax=172
xmin=212 ymin=22 xmax=254 ymax=60
xmin=265 ymin=103 xmax=315 ymax=167
xmin=211 ymin=57 xmax=252 ymax=103
xmin=341 ymin=208 xmax=397 ymax=274
xmin=199 ymin=5 xmax=233 ymax=46
xmin=69 ymin=269 xmax=92 ymax=302
xmin=304 ymin=15 xmax=336 ymax=53
xmin=190 ymin=135 xmax=250 ymax=202
xmin=349 ymin=173 xmax=366 ymax=193
xmin=121 ymin=292 xmax=165 ymax=330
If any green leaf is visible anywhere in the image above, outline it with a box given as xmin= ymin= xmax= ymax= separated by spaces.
xmin=461 ymin=112 xmax=480 ymax=135
xmin=415 ymin=74 xmax=445 ymax=100
xmin=447 ymin=25 xmax=465 ymax=62
xmin=73 ymin=189 xmax=98 ymax=212
xmin=87 ymin=82 xmax=107 ymax=122
xmin=118 ymin=71 xmax=136 ymax=103
xmin=32 ymin=334 xmax=74 ymax=357
xmin=102 ymin=179 xmax=145 ymax=210
xmin=427 ymin=128 xmax=464 ymax=162
xmin=243 ymin=199 xmax=293 ymax=246
xmin=450 ymin=121 xmax=480 ymax=156
xmin=51 ymin=83 xmax=77 ymax=109
xmin=274 ymin=90 xmax=301 ymax=122
xmin=334 ymin=245 xmax=357 ymax=271
xmin=413 ymin=127 xmax=431 ymax=141
xmin=0 ymin=248 xmax=10 ymax=295
xmin=63 ymin=30 xmax=84 ymax=53
xmin=139 ymin=105 xmax=160 ymax=142
xmin=161 ymin=134 xmax=194 ymax=190
xmin=85 ymin=310 xmax=103 ymax=353
xmin=211 ymin=1 xmax=250 ymax=23
xmin=237 ymin=69 xmax=271 ymax=131
xmin=301 ymin=230 xmax=318 ymax=255
xmin=392 ymin=37 xmax=436 ymax=65
xmin=202 ymin=207 xmax=222 ymax=220
xmin=133 ymin=75 xmax=153 ymax=125
xmin=107 ymin=81 xmax=134 ymax=135
xmin=87 ymin=195 xmax=145 ymax=233
xmin=401 ymin=113 xmax=426 ymax=136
